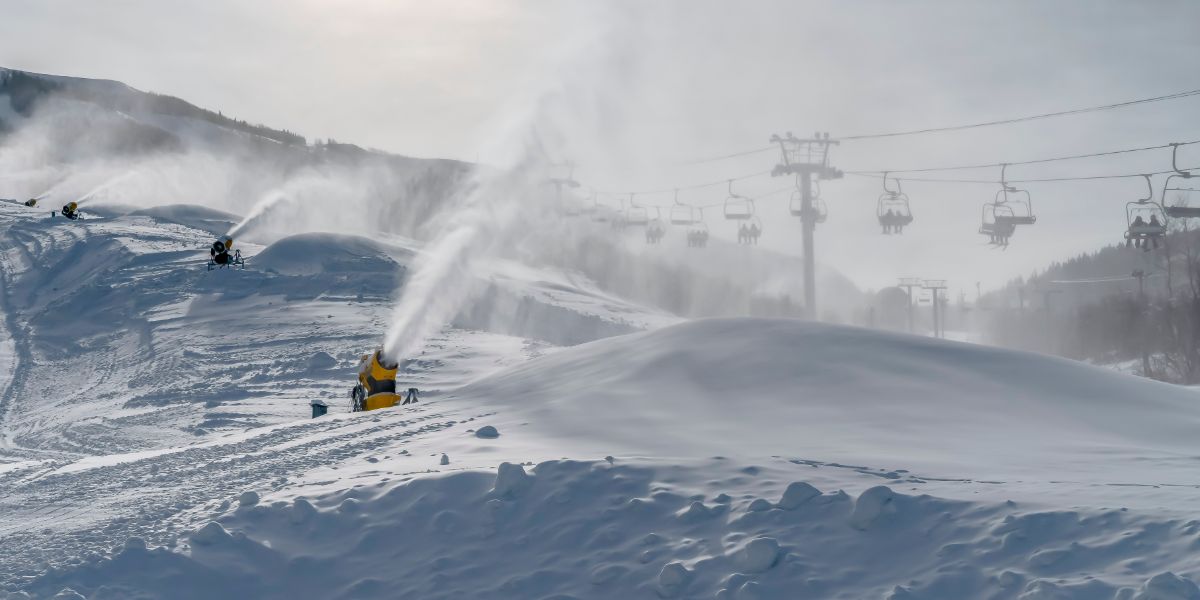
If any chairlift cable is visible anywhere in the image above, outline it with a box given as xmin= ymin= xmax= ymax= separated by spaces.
xmin=847 ymin=165 xmax=1200 ymax=185
xmin=841 ymin=88 xmax=1200 ymax=141
xmin=845 ymin=140 xmax=1200 ymax=176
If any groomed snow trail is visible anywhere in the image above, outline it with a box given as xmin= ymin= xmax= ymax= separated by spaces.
xmin=0 ymin=400 xmax=481 ymax=588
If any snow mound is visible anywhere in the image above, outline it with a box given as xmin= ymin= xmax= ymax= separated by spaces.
xmin=251 ymin=232 xmax=405 ymax=276
xmin=29 ymin=460 xmax=1200 ymax=599
xmin=474 ymin=425 xmax=500 ymax=439
xmin=129 ymin=204 xmax=239 ymax=235
xmin=456 ymin=318 xmax=1200 ymax=478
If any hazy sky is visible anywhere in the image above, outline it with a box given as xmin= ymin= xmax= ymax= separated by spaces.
xmin=3 ymin=0 xmax=1200 ymax=295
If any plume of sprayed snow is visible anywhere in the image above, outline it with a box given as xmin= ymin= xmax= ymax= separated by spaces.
xmin=377 ymin=6 xmax=612 ymax=364
xmin=381 ymin=161 xmax=541 ymax=363
xmin=75 ymin=169 xmax=139 ymax=204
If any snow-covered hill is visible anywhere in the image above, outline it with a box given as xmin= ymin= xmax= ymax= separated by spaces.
xmin=4 ymin=200 xmax=1200 ymax=598
xmin=3 ymin=67 xmax=1200 ymax=600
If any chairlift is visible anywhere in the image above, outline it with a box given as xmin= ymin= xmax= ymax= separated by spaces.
xmin=1162 ymin=143 xmax=1200 ymax=218
xmin=979 ymin=202 xmax=1016 ymax=247
xmin=876 ymin=173 xmax=913 ymax=234
xmin=723 ymin=180 xmax=755 ymax=220
xmin=591 ymin=194 xmax=613 ymax=223
xmin=993 ymin=187 xmax=1036 ymax=226
xmin=1125 ymin=174 xmax=1167 ymax=250
xmin=625 ymin=193 xmax=649 ymax=226
xmin=669 ymin=189 xmax=699 ymax=225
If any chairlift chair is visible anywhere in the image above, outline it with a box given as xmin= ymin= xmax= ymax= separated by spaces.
xmin=1162 ymin=143 xmax=1200 ymax=218
xmin=624 ymin=194 xmax=649 ymax=226
xmin=670 ymin=204 xmax=698 ymax=225
xmin=876 ymin=174 xmax=913 ymax=233
xmin=669 ymin=189 xmax=698 ymax=225
xmin=979 ymin=202 xmax=1016 ymax=246
xmin=1162 ymin=183 xmax=1200 ymax=219
xmin=723 ymin=180 xmax=755 ymax=220
xmin=1124 ymin=175 xmax=1167 ymax=248
xmin=992 ymin=187 xmax=1036 ymax=226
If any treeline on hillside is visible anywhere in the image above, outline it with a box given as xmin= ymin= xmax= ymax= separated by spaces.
xmin=0 ymin=69 xmax=305 ymax=145
xmin=981 ymin=227 xmax=1200 ymax=383
xmin=0 ymin=70 xmax=183 ymax=155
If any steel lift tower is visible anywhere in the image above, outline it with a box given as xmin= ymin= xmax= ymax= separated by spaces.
xmin=771 ymin=132 xmax=842 ymax=319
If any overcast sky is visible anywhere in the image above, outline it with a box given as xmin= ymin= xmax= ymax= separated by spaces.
xmin=3 ymin=0 xmax=1200 ymax=295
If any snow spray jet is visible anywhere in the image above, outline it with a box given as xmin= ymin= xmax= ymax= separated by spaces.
xmin=380 ymin=163 xmax=544 ymax=365
xmin=75 ymin=169 xmax=139 ymax=205
xmin=377 ymin=5 xmax=620 ymax=366
xmin=222 ymin=168 xmax=390 ymax=243
xmin=226 ymin=188 xmax=294 ymax=240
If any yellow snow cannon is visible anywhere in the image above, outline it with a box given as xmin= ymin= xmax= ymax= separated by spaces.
xmin=352 ymin=349 xmax=401 ymax=411
xmin=60 ymin=201 xmax=79 ymax=219
xmin=207 ymin=236 xmax=245 ymax=270
xmin=23 ymin=198 xmax=37 ymax=207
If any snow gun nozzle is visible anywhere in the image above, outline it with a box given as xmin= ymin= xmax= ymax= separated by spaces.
xmin=374 ymin=350 xmax=399 ymax=371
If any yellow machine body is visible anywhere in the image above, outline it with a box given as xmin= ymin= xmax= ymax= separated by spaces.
xmin=24 ymin=199 xmax=37 ymax=207
xmin=358 ymin=350 xmax=399 ymax=411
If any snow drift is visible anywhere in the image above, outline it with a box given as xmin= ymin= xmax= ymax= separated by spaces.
xmin=27 ymin=459 xmax=1200 ymax=600
xmin=129 ymin=204 xmax=239 ymax=236
xmin=252 ymin=232 xmax=409 ymax=277
xmin=452 ymin=318 xmax=1200 ymax=480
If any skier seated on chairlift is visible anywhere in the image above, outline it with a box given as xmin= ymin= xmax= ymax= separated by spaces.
xmin=1130 ymin=216 xmax=1147 ymax=249
xmin=748 ymin=223 xmax=761 ymax=245
xmin=882 ymin=209 xmax=895 ymax=234
xmin=210 ymin=236 xmax=238 ymax=266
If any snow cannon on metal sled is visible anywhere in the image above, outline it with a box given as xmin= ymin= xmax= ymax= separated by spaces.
xmin=351 ymin=349 xmax=418 ymax=412
xmin=207 ymin=236 xmax=245 ymax=270
xmin=56 ymin=201 xmax=80 ymax=220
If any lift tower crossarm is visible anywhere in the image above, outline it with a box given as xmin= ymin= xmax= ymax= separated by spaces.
xmin=921 ymin=279 xmax=948 ymax=339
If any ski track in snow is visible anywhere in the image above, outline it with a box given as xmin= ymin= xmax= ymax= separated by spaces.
xmin=0 ymin=400 xmax=478 ymax=586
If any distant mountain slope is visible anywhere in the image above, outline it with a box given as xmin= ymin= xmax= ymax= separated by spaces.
xmin=0 ymin=67 xmax=303 ymax=145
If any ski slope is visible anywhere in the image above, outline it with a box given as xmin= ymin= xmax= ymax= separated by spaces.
xmin=4 ymin=201 xmax=1200 ymax=599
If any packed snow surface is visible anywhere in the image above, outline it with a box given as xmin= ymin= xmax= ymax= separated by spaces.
xmin=457 ymin=318 xmax=1200 ymax=481
xmin=3 ymin=201 xmax=1200 ymax=599
xmin=251 ymin=232 xmax=407 ymax=276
